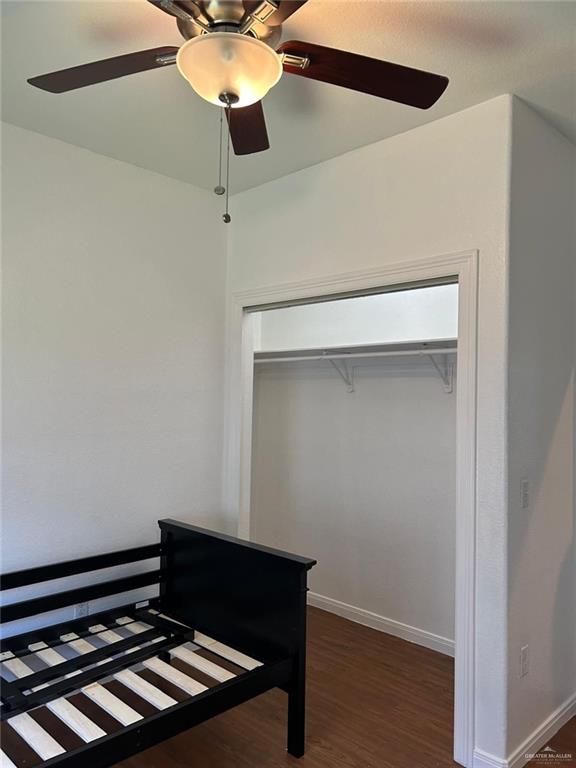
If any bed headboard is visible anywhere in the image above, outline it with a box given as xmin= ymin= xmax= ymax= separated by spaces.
xmin=158 ymin=519 xmax=316 ymax=664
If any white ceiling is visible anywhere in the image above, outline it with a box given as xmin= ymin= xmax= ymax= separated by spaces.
xmin=2 ymin=1 xmax=575 ymax=192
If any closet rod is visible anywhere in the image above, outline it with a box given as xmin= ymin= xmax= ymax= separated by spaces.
xmin=254 ymin=348 xmax=457 ymax=364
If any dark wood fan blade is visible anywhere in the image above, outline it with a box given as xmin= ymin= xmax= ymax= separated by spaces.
xmin=226 ymin=101 xmax=270 ymax=155
xmin=278 ymin=41 xmax=449 ymax=109
xmin=243 ymin=1 xmax=309 ymax=26
xmin=27 ymin=47 xmax=179 ymax=93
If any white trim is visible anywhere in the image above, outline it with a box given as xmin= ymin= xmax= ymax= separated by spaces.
xmin=473 ymin=749 xmax=508 ymax=768
xmin=307 ymin=591 xmax=455 ymax=657
xmin=224 ymin=249 xmax=479 ymax=767
xmin=472 ymin=693 xmax=576 ymax=768
xmin=507 ymin=692 xmax=576 ymax=768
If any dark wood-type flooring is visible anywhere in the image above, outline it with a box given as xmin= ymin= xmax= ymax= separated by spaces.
xmin=120 ymin=608 xmax=576 ymax=768
xmin=111 ymin=607 xmax=571 ymax=767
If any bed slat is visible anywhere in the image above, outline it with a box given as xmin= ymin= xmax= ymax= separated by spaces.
xmin=0 ymin=749 xmax=18 ymax=768
xmin=81 ymin=684 xmax=142 ymax=727
xmin=46 ymin=698 xmax=106 ymax=742
xmin=170 ymin=646 xmax=235 ymax=683
xmin=8 ymin=712 xmax=65 ymax=761
xmin=114 ymin=669 xmax=177 ymax=710
xmin=142 ymin=657 xmax=207 ymax=696
xmin=194 ymin=633 xmax=262 ymax=671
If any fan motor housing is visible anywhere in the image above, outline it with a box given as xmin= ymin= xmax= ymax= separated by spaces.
xmin=176 ymin=0 xmax=282 ymax=47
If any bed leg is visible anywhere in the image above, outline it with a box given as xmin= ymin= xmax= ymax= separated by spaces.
xmin=287 ymin=656 xmax=306 ymax=758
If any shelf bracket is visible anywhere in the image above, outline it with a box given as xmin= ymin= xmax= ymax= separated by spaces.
xmin=328 ymin=358 xmax=355 ymax=393
xmin=425 ymin=353 xmax=455 ymax=394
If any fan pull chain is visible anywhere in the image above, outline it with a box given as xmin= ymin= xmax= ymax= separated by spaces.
xmin=213 ymin=106 xmax=232 ymax=224
xmin=223 ymin=105 xmax=231 ymax=224
xmin=214 ymin=109 xmax=225 ymax=197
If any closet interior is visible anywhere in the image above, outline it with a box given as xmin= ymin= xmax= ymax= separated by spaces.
xmin=249 ymin=282 xmax=459 ymax=655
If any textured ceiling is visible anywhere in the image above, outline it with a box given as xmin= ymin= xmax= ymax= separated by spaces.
xmin=2 ymin=1 xmax=575 ymax=192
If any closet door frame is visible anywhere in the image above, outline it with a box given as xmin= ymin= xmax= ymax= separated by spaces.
xmin=224 ymin=248 xmax=478 ymax=767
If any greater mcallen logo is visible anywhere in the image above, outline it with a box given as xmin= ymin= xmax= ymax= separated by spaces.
xmin=525 ymin=746 xmax=574 ymax=763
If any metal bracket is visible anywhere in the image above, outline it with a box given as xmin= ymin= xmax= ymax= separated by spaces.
xmin=328 ymin=359 xmax=355 ymax=393
xmin=239 ymin=0 xmax=279 ymax=33
xmin=425 ymin=353 xmax=455 ymax=394
xmin=280 ymin=52 xmax=310 ymax=69
xmin=155 ymin=52 xmax=178 ymax=65
xmin=151 ymin=0 xmax=211 ymax=31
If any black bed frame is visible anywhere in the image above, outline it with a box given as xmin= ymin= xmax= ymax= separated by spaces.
xmin=0 ymin=519 xmax=317 ymax=766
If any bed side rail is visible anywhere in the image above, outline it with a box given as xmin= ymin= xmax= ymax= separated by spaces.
xmin=0 ymin=543 xmax=162 ymax=624
xmin=158 ymin=519 xmax=316 ymax=665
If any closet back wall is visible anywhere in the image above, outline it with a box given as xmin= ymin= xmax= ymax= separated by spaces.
xmin=251 ymin=357 xmax=456 ymax=649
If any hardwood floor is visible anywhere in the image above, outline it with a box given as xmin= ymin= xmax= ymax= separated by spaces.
xmin=119 ymin=607 xmax=575 ymax=768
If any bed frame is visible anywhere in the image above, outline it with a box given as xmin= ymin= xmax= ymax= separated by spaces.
xmin=0 ymin=519 xmax=316 ymax=767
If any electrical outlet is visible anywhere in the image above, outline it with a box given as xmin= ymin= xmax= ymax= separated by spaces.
xmin=520 ymin=479 xmax=530 ymax=510
xmin=520 ymin=645 xmax=529 ymax=677
xmin=74 ymin=602 xmax=90 ymax=619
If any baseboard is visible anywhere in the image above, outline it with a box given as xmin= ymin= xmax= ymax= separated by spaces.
xmin=307 ymin=591 xmax=455 ymax=657
xmin=472 ymin=749 xmax=507 ymax=768
xmin=507 ymin=692 xmax=576 ymax=768
xmin=472 ymin=692 xmax=576 ymax=768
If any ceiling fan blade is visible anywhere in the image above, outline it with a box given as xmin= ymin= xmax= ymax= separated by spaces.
xmin=226 ymin=101 xmax=270 ymax=155
xmin=27 ymin=46 xmax=179 ymax=93
xmin=278 ymin=41 xmax=449 ymax=109
xmin=243 ymin=1 xmax=309 ymax=26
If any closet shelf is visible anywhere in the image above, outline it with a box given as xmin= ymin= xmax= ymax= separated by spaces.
xmin=253 ymin=340 xmax=457 ymax=394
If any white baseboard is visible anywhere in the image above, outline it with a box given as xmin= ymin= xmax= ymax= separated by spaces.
xmin=473 ymin=749 xmax=507 ymax=768
xmin=507 ymin=692 xmax=576 ymax=768
xmin=472 ymin=692 xmax=576 ymax=768
xmin=307 ymin=591 xmax=455 ymax=657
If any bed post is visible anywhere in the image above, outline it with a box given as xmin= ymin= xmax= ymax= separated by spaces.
xmin=287 ymin=567 xmax=309 ymax=758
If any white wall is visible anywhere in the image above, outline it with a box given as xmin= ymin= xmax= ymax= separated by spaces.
xmin=255 ymin=284 xmax=458 ymax=352
xmin=506 ymin=100 xmax=576 ymax=755
xmin=251 ymin=357 xmax=456 ymax=646
xmin=228 ymin=95 xmax=512 ymax=759
xmin=1 ymin=123 xmax=227 ymax=631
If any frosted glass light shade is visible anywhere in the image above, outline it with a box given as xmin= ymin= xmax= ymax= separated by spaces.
xmin=177 ymin=32 xmax=282 ymax=108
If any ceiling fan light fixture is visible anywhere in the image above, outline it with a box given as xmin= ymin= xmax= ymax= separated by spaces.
xmin=176 ymin=32 xmax=282 ymax=109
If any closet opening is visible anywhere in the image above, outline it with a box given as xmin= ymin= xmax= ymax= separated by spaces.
xmin=227 ymin=251 xmax=478 ymax=764
xmin=247 ymin=279 xmax=460 ymax=759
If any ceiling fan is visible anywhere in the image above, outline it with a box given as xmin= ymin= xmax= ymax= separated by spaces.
xmin=27 ymin=0 xmax=449 ymax=157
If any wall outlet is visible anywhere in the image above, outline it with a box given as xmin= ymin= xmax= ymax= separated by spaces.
xmin=520 ymin=645 xmax=529 ymax=677
xmin=74 ymin=602 xmax=90 ymax=619
xmin=520 ymin=479 xmax=530 ymax=510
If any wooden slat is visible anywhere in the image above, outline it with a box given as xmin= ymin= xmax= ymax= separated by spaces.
xmin=170 ymin=646 xmax=235 ymax=683
xmin=28 ymin=642 xmax=81 ymax=682
xmin=7 ymin=713 xmax=65 ymax=761
xmin=194 ymin=648 xmax=246 ymax=676
xmin=67 ymin=693 xmax=123 ymax=734
xmin=1 ymin=655 xmax=49 ymax=693
xmin=113 ymin=669 xmax=177 ymax=710
xmin=142 ymin=657 xmax=207 ymax=696
xmin=136 ymin=669 xmax=188 ymax=703
xmin=101 ymin=681 xmax=156 ymax=719
xmin=0 ymin=749 xmax=18 ymax=768
xmin=2 ymin=657 xmax=34 ymax=680
xmin=28 ymin=644 xmax=67 ymax=669
xmin=89 ymin=627 xmax=124 ymax=644
xmin=46 ymin=698 xmax=106 ymax=742
xmin=120 ymin=622 xmax=151 ymax=635
xmin=169 ymin=657 xmax=219 ymax=688
xmin=28 ymin=707 xmax=84 ymax=752
xmin=81 ymin=683 xmax=142 ymax=727
xmin=64 ymin=636 xmax=98 ymax=656
xmin=194 ymin=634 xmax=262 ymax=671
